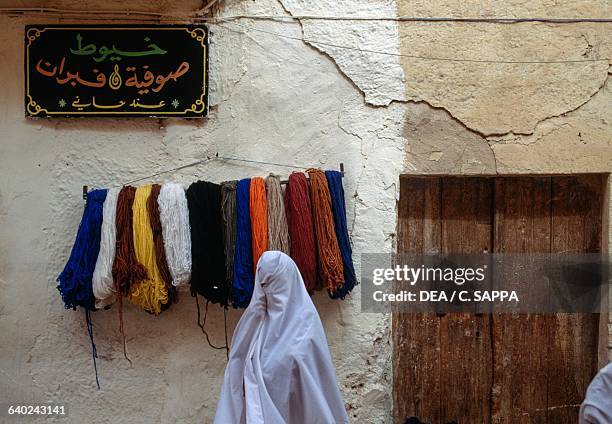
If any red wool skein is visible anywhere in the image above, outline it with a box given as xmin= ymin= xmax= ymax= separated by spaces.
xmin=284 ymin=172 xmax=318 ymax=292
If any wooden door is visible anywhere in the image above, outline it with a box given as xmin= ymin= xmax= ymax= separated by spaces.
xmin=393 ymin=175 xmax=607 ymax=424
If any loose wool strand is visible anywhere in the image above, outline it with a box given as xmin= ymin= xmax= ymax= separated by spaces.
xmin=221 ymin=181 xmax=237 ymax=296
xmin=232 ymin=178 xmax=254 ymax=308
xmin=325 ymin=170 xmax=356 ymax=299
xmin=148 ymin=184 xmax=177 ymax=307
xmin=284 ymin=172 xmax=318 ymax=292
xmin=92 ymin=187 xmax=120 ymax=309
xmin=127 ymin=185 xmax=169 ymax=315
xmin=158 ymin=183 xmax=192 ymax=287
xmin=58 ymin=189 xmax=107 ymax=311
xmin=265 ymin=174 xmax=290 ymax=254
xmin=249 ymin=177 xmax=268 ymax=270
xmin=308 ymin=169 xmax=344 ymax=293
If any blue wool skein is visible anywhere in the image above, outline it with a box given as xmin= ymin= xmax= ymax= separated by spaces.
xmin=57 ymin=189 xmax=107 ymax=311
xmin=325 ymin=171 xmax=356 ymax=299
xmin=57 ymin=188 xmax=106 ymax=390
xmin=232 ymin=178 xmax=254 ymax=308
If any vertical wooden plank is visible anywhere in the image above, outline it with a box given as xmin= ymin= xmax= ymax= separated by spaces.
xmin=598 ymin=175 xmax=609 ymax=368
xmin=393 ymin=177 xmax=442 ymax=424
xmin=492 ymin=177 xmax=551 ymax=424
xmin=547 ymin=175 xmax=604 ymax=423
xmin=439 ymin=177 xmax=493 ymax=423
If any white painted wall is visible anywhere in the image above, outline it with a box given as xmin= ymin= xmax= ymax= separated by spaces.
xmin=0 ymin=1 xmax=405 ymax=422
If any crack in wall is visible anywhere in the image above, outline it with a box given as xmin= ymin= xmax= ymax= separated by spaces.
xmin=501 ymin=71 xmax=611 ymax=137
xmin=275 ymin=0 xmax=375 ymax=104
xmin=269 ymin=6 xmax=515 ymax=172
xmin=487 ymin=73 xmax=611 ymax=152
xmin=279 ymin=1 xmax=611 ymax=146
xmin=486 ymin=140 xmax=499 ymax=173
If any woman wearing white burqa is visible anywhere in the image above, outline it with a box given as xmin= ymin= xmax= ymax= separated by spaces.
xmin=214 ymin=251 xmax=350 ymax=424
xmin=579 ymin=362 xmax=612 ymax=424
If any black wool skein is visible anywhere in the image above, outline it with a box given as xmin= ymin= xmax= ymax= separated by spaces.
xmin=186 ymin=181 xmax=228 ymax=305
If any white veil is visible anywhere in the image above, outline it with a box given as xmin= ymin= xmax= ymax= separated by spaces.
xmin=580 ymin=362 xmax=612 ymax=424
xmin=214 ymin=251 xmax=349 ymax=424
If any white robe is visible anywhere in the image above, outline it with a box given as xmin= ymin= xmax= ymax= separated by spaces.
xmin=214 ymin=251 xmax=349 ymax=424
xmin=580 ymin=362 xmax=612 ymax=424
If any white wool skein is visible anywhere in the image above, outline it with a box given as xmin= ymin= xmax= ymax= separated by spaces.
xmin=158 ymin=183 xmax=192 ymax=286
xmin=92 ymin=187 xmax=120 ymax=308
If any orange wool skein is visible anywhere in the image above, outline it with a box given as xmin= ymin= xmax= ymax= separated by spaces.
xmin=307 ymin=169 xmax=344 ymax=293
xmin=249 ymin=177 xmax=268 ymax=271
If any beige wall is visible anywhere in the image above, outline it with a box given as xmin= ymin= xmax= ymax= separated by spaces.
xmin=395 ymin=0 xmax=612 ymax=365
xmin=0 ymin=1 xmax=610 ymax=423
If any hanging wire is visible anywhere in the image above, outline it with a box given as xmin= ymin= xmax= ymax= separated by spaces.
xmin=85 ymin=153 xmax=341 ymax=197
xmin=219 ymin=20 xmax=609 ymax=64
xmin=215 ymin=154 xmax=321 ymax=170
xmin=223 ymin=16 xmax=612 ymax=24
xmin=4 ymin=7 xmax=610 ymax=64
xmin=116 ymin=158 xmax=211 ymax=188
xmin=2 ymin=8 xmax=612 ymax=24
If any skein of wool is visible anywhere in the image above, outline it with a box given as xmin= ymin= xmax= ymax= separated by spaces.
xmin=58 ymin=189 xmax=107 ymax=311
xmin=57 ymin=189 xmax=106 ymax=390
xmin=284 ymin=172 xmax=318 ymax=292
xmin=127 ymin=185 xmax=169 ymax=315
xmin=92 ymin=187 xmax=120 ymax=309
xmin=112 ymin=186 xmax=146 ymax=363
xmin=307 ymin=169 xmax=344 ymax=293
xmin=186 ymin=181 xmax=227 ymax=305
xmin=249 ymin=177 xmax=268 ymax=270
xmin=265 ymin=174 xmax=290 ymax=254
xmin=112 ymin=186 xmax=147 ymax=297
xmin=232 ymin=178 xmax=254 ymax=308
xmin=158 ymin=183 xmax=191 ymax=287
xmin=147 ymin=184 xmax=176 ymax=307
xmin=325 ymin=170 xmax=356 ymax=299
xmin=221 ymin=181 xmax=237 ymax=296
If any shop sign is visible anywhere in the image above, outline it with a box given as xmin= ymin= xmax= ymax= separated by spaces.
xmin=25 ymin=25 xmax=208 ymax=117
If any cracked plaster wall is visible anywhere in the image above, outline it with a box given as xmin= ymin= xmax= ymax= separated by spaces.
xmin=0 ymin=0 xmax=611 ymax=423
xmin=281 ymin=0 xmax=612 ymax=362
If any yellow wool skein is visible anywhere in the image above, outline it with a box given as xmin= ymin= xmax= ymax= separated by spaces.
xmin=128 ymin=185 xmax=169 ymax=314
